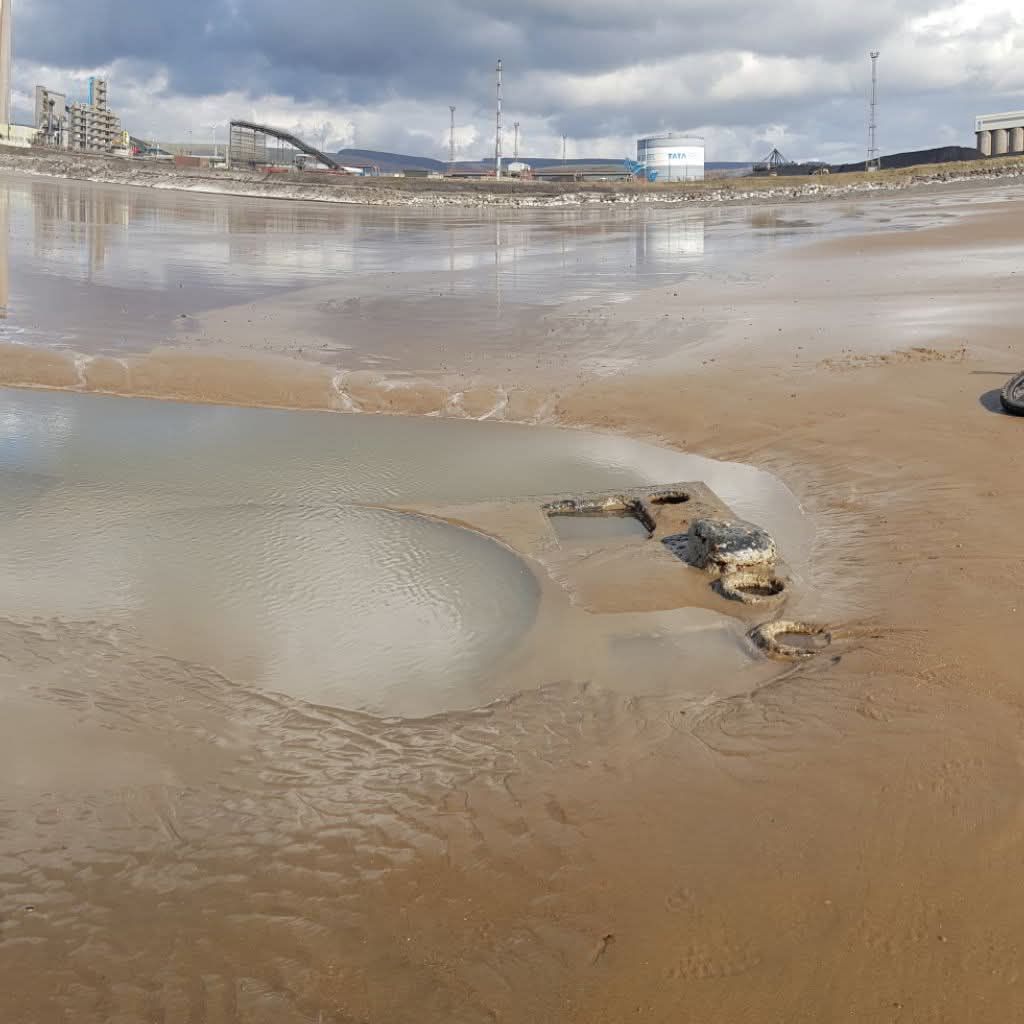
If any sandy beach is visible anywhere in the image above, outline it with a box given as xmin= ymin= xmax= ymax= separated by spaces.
xmin=2 ymin=168 xmax=1024 ymax=1022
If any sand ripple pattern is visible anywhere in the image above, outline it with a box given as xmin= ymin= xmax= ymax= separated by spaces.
xmin=3 ymin=616 xmax=997 ymax=1023
xmin=0 ymin=617 xmax=699 ymax=1022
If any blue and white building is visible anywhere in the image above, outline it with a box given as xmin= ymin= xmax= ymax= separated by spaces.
xmin=636 ymin=133 xmax=705 ymax=182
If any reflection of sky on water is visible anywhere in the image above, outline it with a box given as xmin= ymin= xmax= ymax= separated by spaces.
xmin=17 ymin=178 xmax=713 ymax=291
xmin=0 ymin=186 xmax=6 ymax=319
xmin=0 ymin=388 xmax=809 ymax=715
xmin=0 ymin=171 xmax=973 ymax=355
xmin=0 ymin=175 xmax=722 ymax=352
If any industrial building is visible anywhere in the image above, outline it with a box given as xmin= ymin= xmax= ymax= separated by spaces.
xmin=34 ymin=77 xmax=124 ymax=153
xmin=636 ymin=133 xmax=705 ymax=182
xmin=976 ymin=112 xmax=1024 ymax=157
xmin=228 ymin=120 xmax=341 ymax=171
xmin=68 ymin=78 xmax=123 ymax=152
xmin=34 ymin=86 xmax=67 ymax=143
xmin=533 ymin=164 xmax=633 ymax=183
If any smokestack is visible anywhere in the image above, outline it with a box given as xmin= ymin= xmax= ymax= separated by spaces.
xmin=495 ymin=59 xmax=503 ymax=178
xmin=0 ymin=0 xmax=12 ymax=125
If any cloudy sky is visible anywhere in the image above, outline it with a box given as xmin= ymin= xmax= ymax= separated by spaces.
xmin=11 ymin=0 xmax=1024 ymax=162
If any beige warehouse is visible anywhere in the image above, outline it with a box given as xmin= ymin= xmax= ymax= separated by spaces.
xmin=976 ymin=111 xmax=1024 ymax=156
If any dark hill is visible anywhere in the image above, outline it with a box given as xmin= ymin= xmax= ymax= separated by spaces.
xmin=831 ymin=145 xmax=979 ymax=174
xmin=335 ymin=149 xmax=447 ymax=172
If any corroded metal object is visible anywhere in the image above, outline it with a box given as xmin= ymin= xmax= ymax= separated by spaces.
xmin=683 ymin=518 xmax=778 ymax=574
xmin=542 ymin=495 xmax=656 ymax=534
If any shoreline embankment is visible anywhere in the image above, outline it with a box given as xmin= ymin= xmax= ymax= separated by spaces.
xmin=2 ymin=145 xmax=1024 ymax=208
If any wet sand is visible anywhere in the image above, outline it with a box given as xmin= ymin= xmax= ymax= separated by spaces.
xmin=3 ymin=173 xmax=1024 ymax=1021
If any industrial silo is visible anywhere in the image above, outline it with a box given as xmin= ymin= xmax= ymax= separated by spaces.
xmin=636 ymin=133 xmax=705 ymax=182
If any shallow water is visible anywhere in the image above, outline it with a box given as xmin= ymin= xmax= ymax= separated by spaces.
xmin=0 ymin=172 xmax=970 ymax=367
xmin=548 ymin=511 xmax=651 ymax=542
xmin=0 ymin=386 xmax=808 ymax=716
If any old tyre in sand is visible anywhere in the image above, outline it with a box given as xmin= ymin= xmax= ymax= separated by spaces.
xmin=714 ymin=571 xmax=787 ymax=607
xmin=749 ymin=620 xmax=831 ymax=658
xmin=1000 ymin=371 xmax=1024 ymax=416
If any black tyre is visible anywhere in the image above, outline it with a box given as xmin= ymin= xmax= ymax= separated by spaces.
xmin=1000 ymin=371 xmax=1024 ymax=416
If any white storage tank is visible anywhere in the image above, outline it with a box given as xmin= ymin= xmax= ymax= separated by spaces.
xmin=636 ymin=133 xmax=705 ymax=182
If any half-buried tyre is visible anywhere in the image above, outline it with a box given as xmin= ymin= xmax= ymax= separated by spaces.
xmin=1000 ymin=371 xmax=1024 ymax=416
xmin=714 ymin=571 xmax=787 ymax=607
xmin=750 ymin=620 xmax=832 ymax=658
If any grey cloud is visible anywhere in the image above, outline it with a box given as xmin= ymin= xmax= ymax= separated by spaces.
xmin=19 ymin=0 xmax=940 ymax=95
xmin=13 ymin=0 xmax=1015 ymax=160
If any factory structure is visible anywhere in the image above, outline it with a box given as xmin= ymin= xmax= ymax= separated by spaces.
xmin=636 ymin=133 xmax=705 ymax=182
xmin=0 ymin=0 xmax=25 ymax=147
xmin=0 ymin=0 xmax=129 ymax=153
xmin=976 ymin=111 xmax=1024 ymax=157
xmin=34 ymin=78 xmax=128 ymax=153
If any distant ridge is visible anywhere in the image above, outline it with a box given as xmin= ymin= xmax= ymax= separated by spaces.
xmin=831 ymin=145 xmax=978 ymax=174
xmin=335 ymin=149 xmax=446 ymax=172
xmin=335 ymin=147 xmax=750 ymax=173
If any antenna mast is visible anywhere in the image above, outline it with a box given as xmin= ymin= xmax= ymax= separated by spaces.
xmin=495 ymin=59 xmax=503 ymax=178
xmin=449 ymin=105 xmax=456 ymax=172
xmin=866 ymin=51 xmax=880 ymax=171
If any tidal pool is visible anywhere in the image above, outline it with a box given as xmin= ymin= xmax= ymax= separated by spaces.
xmin=0 ymin=387 xmax=809 ymax=715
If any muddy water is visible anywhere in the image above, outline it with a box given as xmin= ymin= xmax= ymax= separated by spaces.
xmin=0 ymin=386 xmax=807 ymax=717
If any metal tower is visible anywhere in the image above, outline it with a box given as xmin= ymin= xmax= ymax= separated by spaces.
xmin=866 ymin=51 xmax=880 ymax=171
xmin=449 ymin=105 xmax=456 ymax=172
xmin=495 ymin=59 xmax=503 ymax=178
xmin=513 ymin=121 xmax=520 ymax=161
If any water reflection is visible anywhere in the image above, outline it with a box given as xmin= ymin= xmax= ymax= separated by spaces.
xmin=0 ymin=174 xmax=714 ymax=322
xmin=0 ymin=388 xmax=809 ymax=716
xmin=0 ymin=174 xmax=696 ymax=360
xmin=0 ymin=169 xmax=960 ymax=371
xmin=9 ymin=170 xmax=956 ymax=371
xmin=635 ymin=213 xmax=704 ymax=263
xmin=0 ymin=184 xmax=7 ymax=318
xmin=20 ymin=177 xmax=712 ymax=291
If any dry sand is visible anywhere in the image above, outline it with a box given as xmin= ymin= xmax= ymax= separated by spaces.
xmin=3 ymin=179 xmax=1024 ymax=1022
